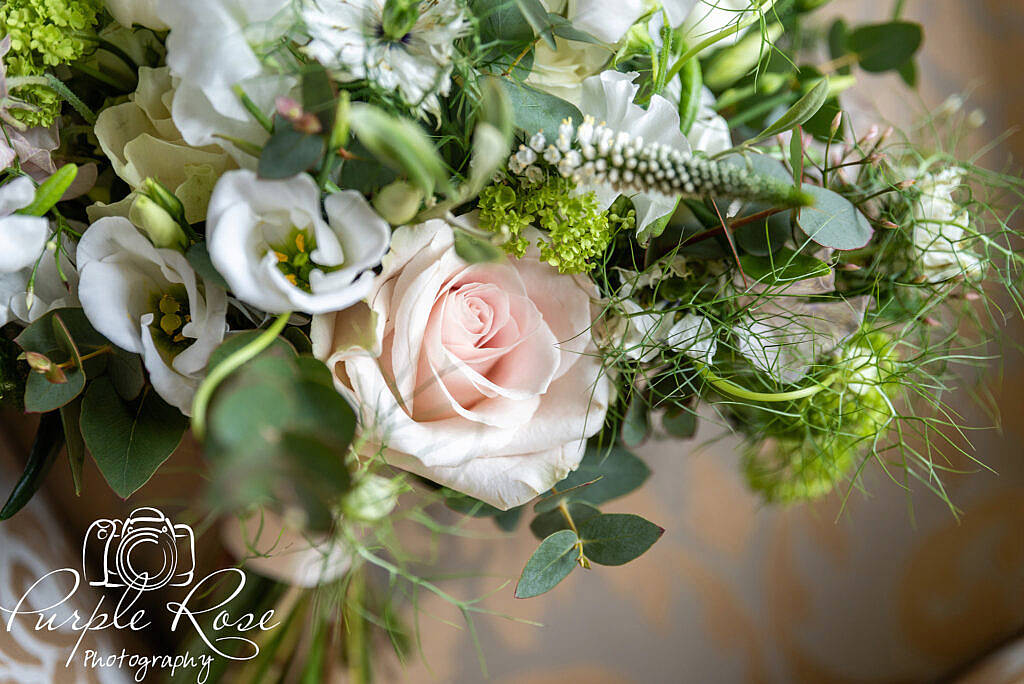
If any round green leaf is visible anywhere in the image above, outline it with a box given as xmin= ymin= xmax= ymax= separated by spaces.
xmin=529 ymin=502 xmax=600 ymax=540
xmin=578 ymin=513 xmax=664 ymax=566
xmin=515 ymin=529 xmax=579 ymax=598
xmin=798 ymin=185 xmax=874 ymax=250
xmin=848 ymin=21 xmax=923 ymax=73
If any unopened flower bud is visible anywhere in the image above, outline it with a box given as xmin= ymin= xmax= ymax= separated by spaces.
xmin=830 ymin=111 xmax=843 ymax=138
xmin=140 ymin=177 xmax=187 ymax=227
xmin=372 ymin=180 xmax=423 ymax=225
xmin=342 ymin=474 xmax=400 ymax=522
xmin=18 ymin=351 xmax=68 ymax=384
xmin=130 ymin=195 xmax=188 ymax=250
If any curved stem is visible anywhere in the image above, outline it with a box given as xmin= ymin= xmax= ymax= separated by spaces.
xmin=190 ymin=312 xmax=291 ymax=440
xmin=695 ymin=362 xmax=826 ymax=403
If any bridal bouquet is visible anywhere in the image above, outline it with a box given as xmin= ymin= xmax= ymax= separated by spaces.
xmin=1 ymin=0 xmax=1021 ymax=678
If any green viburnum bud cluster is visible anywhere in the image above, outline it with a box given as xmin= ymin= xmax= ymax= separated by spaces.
xmin=0 ymin=0 xmax=104 ymax=126
xmin=741 ymin=333 xmax=898 ymax=503
xmin=508 ymin=117 xmax=814 ymax=208
xmin=478 ymin=175 xmax=634 ymax=274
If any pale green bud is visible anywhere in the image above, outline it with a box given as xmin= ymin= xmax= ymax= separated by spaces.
xmin=703 ymin=23 xmax=785 ymax=91
xmin=140 ymin=177 xmax=188 ymax=227
xmin=130 ymin=195 xmax=188 ymax=250
xmin=372 ymin=180 xmax=424 ymax=225
xmin=381 ymin=0 xmax=420 ymax=40
xmin=342 ymin=474 xmax=400 ymax=522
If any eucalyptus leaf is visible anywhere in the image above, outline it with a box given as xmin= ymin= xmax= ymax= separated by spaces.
xmin=514 ymin=0 xmax=556 ymax=49
xmin=60 ymin=398 xmax=85 ymax=496
xmin=751 ymin=78 xmax=830 ymax=143
xmin=848 ymin=21 xmax=923 ymax=73
xmin=552 ymin=444 xmax=650 ymax=505
xmin=798 ymin=185 xmax=874 ymax=250
xmin=24 ymin=368 xmax=85 ymax=412
xmin=621 ymin=393 xmax=648 ymax=448
xmin=662 ymin=406 xmax=698 ymax=438
xmin=740 ymin=247 xmax=832 ymax=284
xmin=185 ymin=242 xmax=230 ymax=290
xmin=578 ymin=513 xmax=664 ymax=566
xmin=529 ymin=502 xmax=600 ymax=539
xmin=258 ymin=116 xmax=326 ymax=180
xmin=80 ymin=378 xmax=188 ymax=498
xmin=496 ymin=79 xmax=583 ymax=136
xmin=515 ymin=529 xmax=579 ymax=598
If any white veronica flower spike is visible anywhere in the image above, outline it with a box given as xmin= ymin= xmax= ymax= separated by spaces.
xmin=206 ymin=170 xmax=391 ymax=315
xmin=77 ymin=217 xmax=228 ymax=414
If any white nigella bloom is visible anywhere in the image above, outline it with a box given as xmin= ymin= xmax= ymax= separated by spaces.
xmin=666 ymin=313 xmax=717 ymax=363
xmin=911 ymin=167 xmax=983 ymax=283
xmin=301 ymin=0 xmax=469 ymax=118
xmin=77 ymin=217 xmax=228 ymax=414
xmin=206 ymin=170 xmax=391 ymax=315
xmin=0 ymin=177 xmax=78 ymax=327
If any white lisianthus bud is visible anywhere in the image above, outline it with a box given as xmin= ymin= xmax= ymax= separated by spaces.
xmin=372 ymin=180 xmax=423 ymax=225
xmin=130 ymin=195 xmax=188 ymax=251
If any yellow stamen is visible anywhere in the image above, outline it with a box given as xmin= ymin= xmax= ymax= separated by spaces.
xmin=295 ymin=233 xmax=306 ymax=253
xmin=160 ymin=313 xmax=182 ymax=335
xmin=158 ymin=295 xmax=180 ymax=315
xmin=274 ymin=250 xmax=289 ymax=262
xmin=285 ymin=273 xmax=298 ymax=286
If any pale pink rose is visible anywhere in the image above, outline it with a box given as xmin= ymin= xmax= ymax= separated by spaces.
xmin=311 ymin=218 xmax=611 ymax=510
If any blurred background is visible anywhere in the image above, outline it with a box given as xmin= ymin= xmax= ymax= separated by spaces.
xmin=1 ymin=1 xmax=1022 ymax=682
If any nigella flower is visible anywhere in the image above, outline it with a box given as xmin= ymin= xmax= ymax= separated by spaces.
xmin=301 ymin=0 xmax=469 ymax=118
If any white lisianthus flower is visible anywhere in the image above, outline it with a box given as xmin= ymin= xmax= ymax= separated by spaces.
xmin=206 ymin=170 xmax=391 ymax=314
xmin=0 ymin=177 xmax=49 ymax=274
xmin=77 ymin=217 xmax=228 ymax=414
xmin=301 ymin=0 xmax=469 ymax=119
xmin=158 ymin=0 xmax=297 ymax=154
xmin=911 ymin=168 xmax=983 ymax=283
xmin=661 ymin=0 xmax=773 ymax=48
xmin=105 ymin=0 xmax=168 ymax=30
xmin=541 ymin=0 xmax=652 ymax=44
xmin=577 ymin=70 xmax=690 ymax=234
xmin=663 ymin=82 xmax=733 ymax=155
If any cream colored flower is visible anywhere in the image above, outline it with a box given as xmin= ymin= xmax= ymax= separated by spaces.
xmin=92 ymin=66 xmax=235 ymax=224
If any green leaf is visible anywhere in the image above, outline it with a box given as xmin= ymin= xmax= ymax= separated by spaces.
xmin=185 ymin=242 xmax=231 ymax=290
xmin=258 ymin=116 xmax=327 ymax=180
xmin=494 ymin=506 xmax=523 ymax=532
xmin=514 ymin=0 xmax=556 ymax=49
xmin=621 ymin=393 xmax=648 ymax=448
xmin=302 ymin=65 xmax=337 ymax=131
xmin=552 ymin=444 xmax=650 ymax=506
xmin=546 ymin=13 xmax=604 ymax=45
xmin=60 ymin=398 xmax=85 ymax=496
xmin=740 ymin=247 xmax=832 ymax=284
xmin=578 ymin=513 xmax=664 ymax=566
xmin=848 ymin=21 xmax=923 ymax=73
xmin=897 ymin=59 xmax=918 ymax=87
xmin=529 ymin=502 xmax=600 ymax=539
xmin=495 ymin=79 xmax=583 ymax=136
xmin=16 ymin=308 xmax=108 ymax=356
xmin=454 ymin=228 xmax=505 ymax=264
xmin=515 ymin=529 xmax=579 ymax=598
xmin=662 ymin=406 xmax=698 ymax=438
xmin=827 ymin=19 xmax=851 ymax=73
xmin=734 ymin=205 xmax=790 ymax=256
xmin=472 ymin=0 xmax=535 ymax=78
xmin=208 ymin=330 xmax=296 ymax=371
xmin=348 ymin=104 xmax=453 ymax=197
xmin=751 ymin=78 xmax=830 ymax=143
xmin=0 ymin=411 xmax=64 ymax=520
xmin=16 ymin=164 xmax=77 ymax=216
xmin=533 ymin=477 xmax=601 ymax=513
xmin=24 ymin=367 xmax=85 ymax=412
xmin=80 ymin=378 xmax=188 ymax=498
xmin=339 ymin=139 xmax=399 ymax=194
xmin=281 ymin=327 xmax=314 ymax=355
xmin=798 ymin=185 xmax=874 ymax=250
xmin=107 ymin=348 xmax=145 ymax=401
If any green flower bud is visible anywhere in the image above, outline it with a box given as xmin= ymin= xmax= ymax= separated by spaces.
xmin=140 ymin=177 xmax=188 ymax=228
xmin=381 ymin=0 xmax=420 ymax=41
xmin=703 ymin=23 xmax=785 ymax=91
xmin=372 ymin=180 xmax=424 ymax=225
xmin=342 ymin=474 xmax=400 ymax=522
xmin=130 ymin=195 xmax=188 ymax=251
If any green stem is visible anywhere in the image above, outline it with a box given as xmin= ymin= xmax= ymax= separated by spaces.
xmin=695 ymin=362 xmax=826 ymax=403
xmin=190 ymin=312 xmax=291 ymax=439
xmin=232 ymin=85 xmax=274 ymax=133
xmin=665 ymin=11 xmax=763 ymax=84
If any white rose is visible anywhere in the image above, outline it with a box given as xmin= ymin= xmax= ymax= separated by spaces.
xmin=77 ymin=217 xmax=227 ymax=413
xmin=311 ymin=219 xmax=611 ymax=510
xmin=92 ymin=67 xmax=236 ymax=223
xmin=206 ymin=170 xmax=390 ymax=315
xmin=526 ymin=38 xmax=611 ymax=107
xmin=105 ymin=0 xmax=168 ymax=30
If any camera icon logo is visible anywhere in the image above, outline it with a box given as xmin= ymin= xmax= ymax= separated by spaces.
xmin=82 ymin=507 xmax=195 ymax=592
